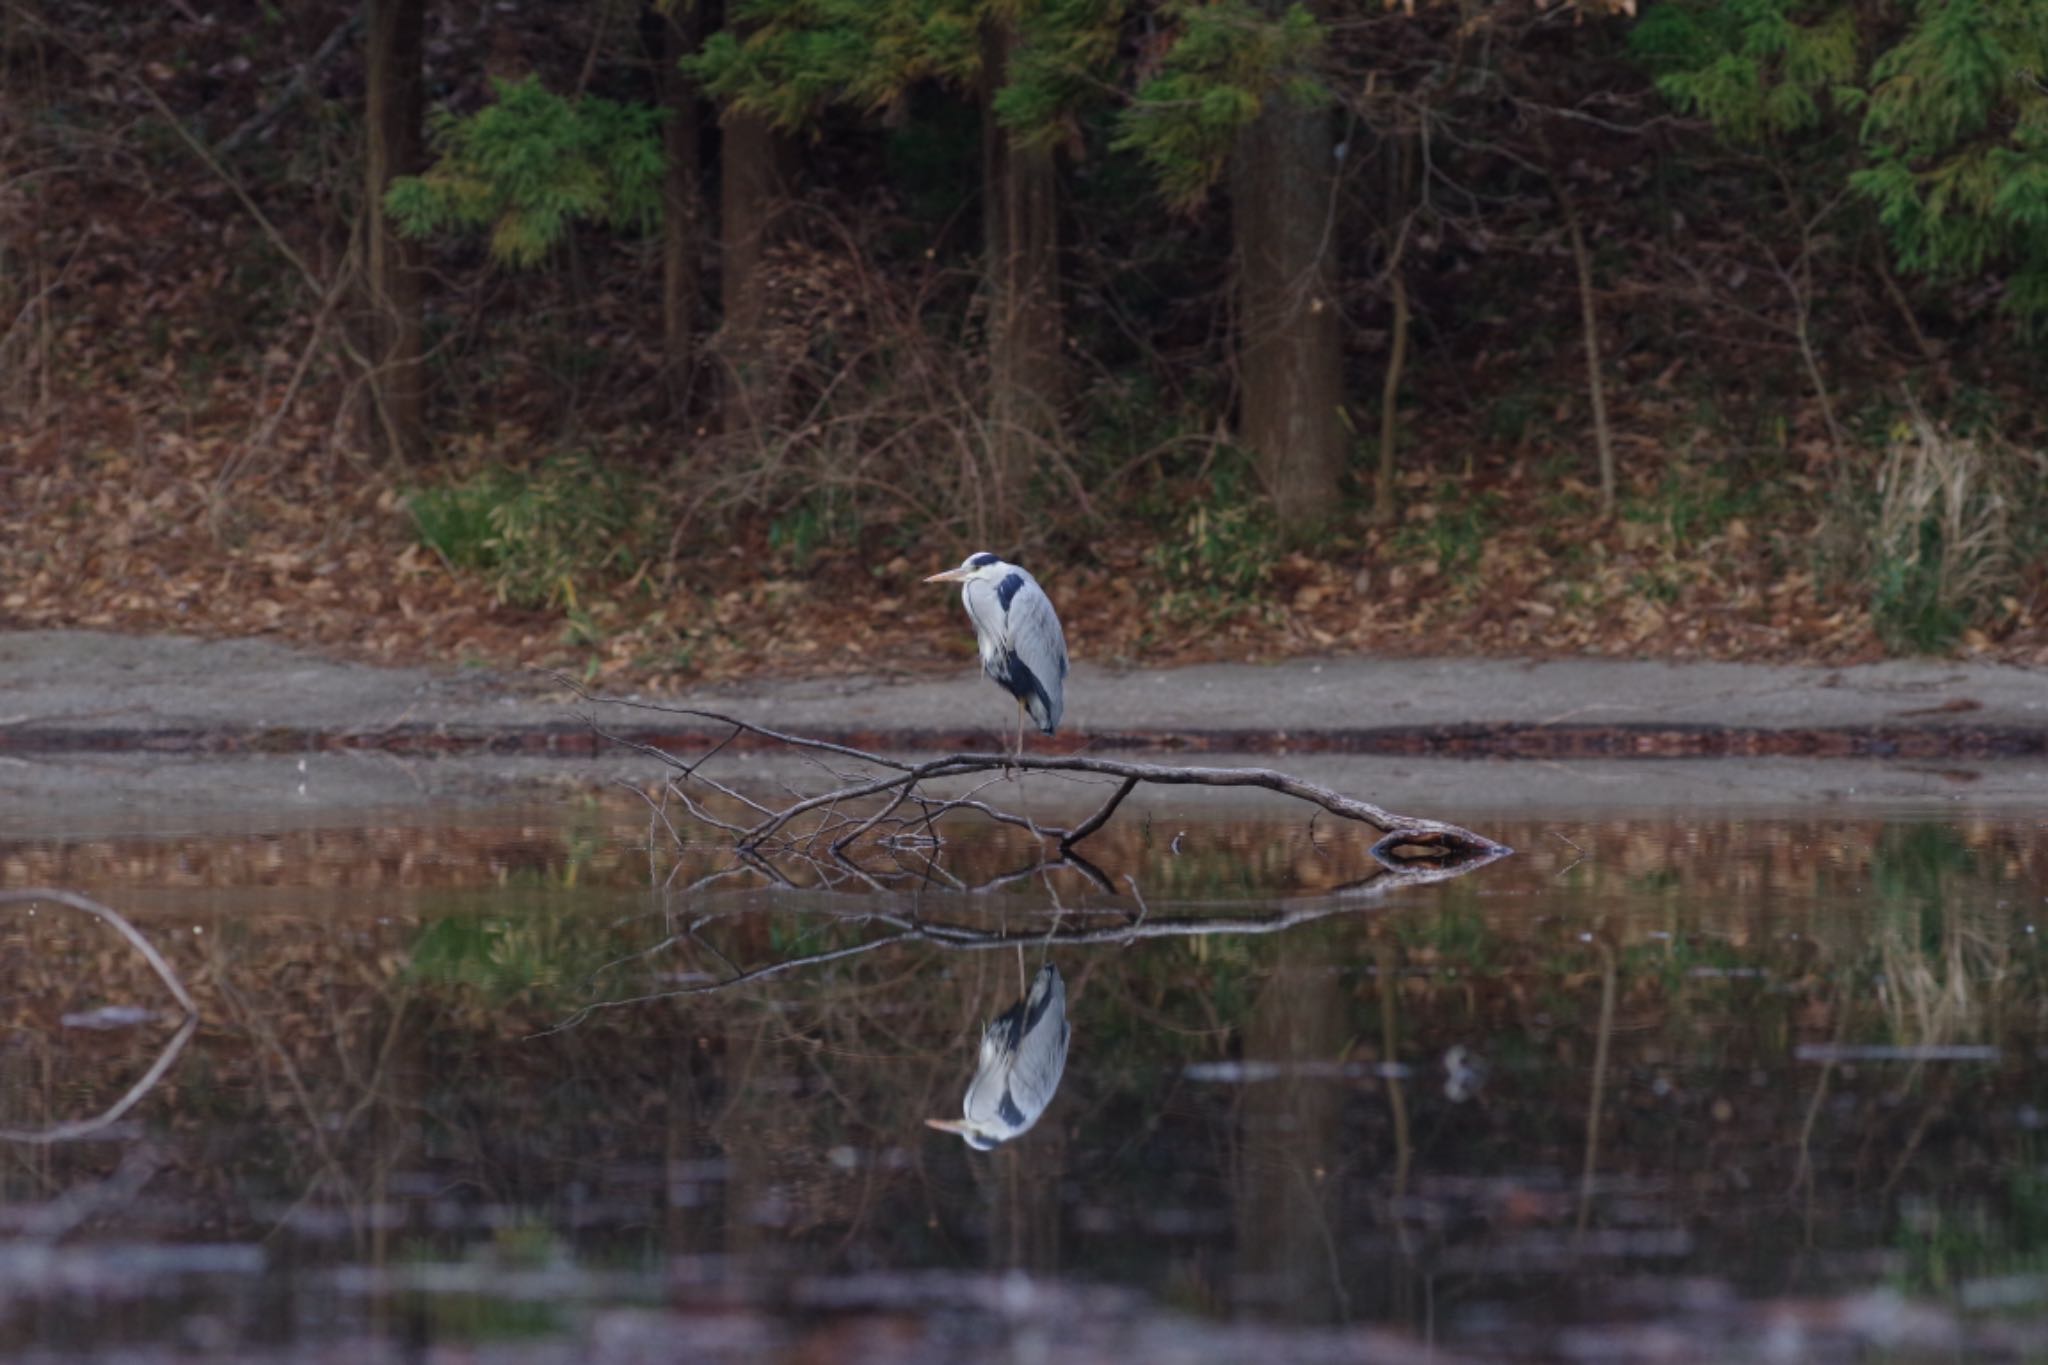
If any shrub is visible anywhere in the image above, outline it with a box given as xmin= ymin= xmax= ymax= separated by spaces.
xmin=1867 ymin=410 xmax=2023 ymax=652
xmin=1144 ymin=452 xmax=1281 ymax=613
xmin=406 ymin=452 xmax=654 ymax=610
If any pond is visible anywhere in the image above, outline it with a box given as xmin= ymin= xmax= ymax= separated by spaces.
xmin=3 ymin=764 xmax=2046 ymax=1363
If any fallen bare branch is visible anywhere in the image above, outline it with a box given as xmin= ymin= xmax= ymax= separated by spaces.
xmin=568 ymin=684 xmax=1510 ymax=869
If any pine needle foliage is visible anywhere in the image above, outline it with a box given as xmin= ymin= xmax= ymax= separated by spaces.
xmin=385 ymin=77 xmax=666 ymax=268
xmin=1630 ymin=0 xmax=1861 ymax=142
xmin=1631 ymin=0 xmax=2048 ymax=327
xmin=1852 ymin=2 xmax=2048 ymax=323
xmin=687 ymin=0 xmax=983 ymax=129
xmin=1114 ymin=1 xmax=1326 ymax=209
xmin=688 ymin=0 xmax=1118 ymax=147
xmin=988 ymin=0 xmax=1122 ymax=150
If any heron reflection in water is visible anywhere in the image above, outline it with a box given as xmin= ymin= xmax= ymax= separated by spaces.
xmin=926 ymin=962 xmax=1070 ymax=1150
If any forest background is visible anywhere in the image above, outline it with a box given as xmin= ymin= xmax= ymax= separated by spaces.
xmin=2 ymin=0 xmax=2045 ymax=691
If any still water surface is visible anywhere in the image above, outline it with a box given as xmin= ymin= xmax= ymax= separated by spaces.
xmin=4 ymin=789 xmax=2047 ymax=1361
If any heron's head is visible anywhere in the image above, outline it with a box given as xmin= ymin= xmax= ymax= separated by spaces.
xmin=923 ymin=551 xmax=1006 ymax=585
xmin=924 ymin=1116 xmax=1004 ymax=1150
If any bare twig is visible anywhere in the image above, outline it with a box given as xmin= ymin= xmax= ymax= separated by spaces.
xmin=1064 ymin=775 xmax=1140 ymax=850
xmin=217 ymin=12 xmax=363 ymax=156
xmin=1549 ymin=157 xmax=1616 ymax=514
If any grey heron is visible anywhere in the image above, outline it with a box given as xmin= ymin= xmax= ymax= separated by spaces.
xmin=923 ymin=552 xmax=1069 ymax=755
xmin=926 ymin=962 xmax=1070 ymax=1150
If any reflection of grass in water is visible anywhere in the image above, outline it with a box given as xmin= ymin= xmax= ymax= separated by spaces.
xmin=1624 ymin=934 xmax=1770 ymax=1066
xmin=1866 ymin=825 xmax=2011 ymax=1054
xmin=1870 ymin=824 xmax=1978 ymax=918
xmin=1393 ymin=905 xmax=1499 ymax=975
xmin=413 ymin=1292 xmax=561 ymax=1342
xmin=1897 ymin=1167 xmax=2048 ymax=1300
xmin=405 ymin=904 xmax=624 ymax=1006
xmin=385 ymin=1224 xmax=592 ymax=1342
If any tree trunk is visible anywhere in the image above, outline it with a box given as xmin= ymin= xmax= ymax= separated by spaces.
xmin=358 ymin=0 xmax=428 ymax=463
xmin=980 ymin=19 xmax=1064 ymax=542
xmin=717 ymin=109 xmax=786 ymax=439
xmin=640 ymin=1 xmax=701 ymax=410
xmin=1232 ymin=84 xmax=1344 ymax=534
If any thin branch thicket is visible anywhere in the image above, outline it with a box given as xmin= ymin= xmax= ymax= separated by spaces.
xmin=668 ymin=203 xmax=1115 ymax=558
xmin=1549 ymin=160 xmax=1615 ymax=516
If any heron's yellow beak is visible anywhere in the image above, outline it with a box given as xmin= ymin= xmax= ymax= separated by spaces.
xmin=924 ymin=1117 xmax=973 ymax=1134
xmin=923 ymin=567 xmax=972 ymax=583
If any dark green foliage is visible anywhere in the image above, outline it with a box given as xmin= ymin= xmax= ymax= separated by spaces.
xmin=1392 ymin=486 xmax=1501 ymax=584
xmin=883 ymin=100 xmax=984 ymax=227
xmin=1871 ymin=517 xmax=1972 ymax=653
xmin=688 ymin=0 xmax=982 ymax=128
xmin=1621 ymin=462 xmax=1772 ymax=550
xmin=1896 ymin=1167 xmax=2048 ymax=1298
xmin=1632 ymin=0 xmax=2048 ymax=325
xmin=691 ymin=0 xmax=1119 ymax=149
xmin=1114 ymin=1 xmax=1326 ymax=208
xmin=385 ymin=77 xmax=666 ymax=267
xmin=1630 ymin=0 xmax=1860 ymax=141
xmin=768 ymin=489 xmax=861 ymax=568
xmin=1853 ymin=3 xmax=2048 ymax=323
xmin=989 ymin=0 xmax=1123 ymax=148
xmin=405 ymin=452 xmax=655 ymax=610
xmin=1144 ymin=450 xmax=1282 ymax=611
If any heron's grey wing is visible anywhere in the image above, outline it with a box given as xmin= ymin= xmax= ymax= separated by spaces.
xmin=1008 ymin=578 xmax=1068 ymax=679
xmin=1004 ymin=577 xmax=1069 ymax=732
xmin=960 ymin=1046 xmax=1015 ymax=1130
xmin=960 ymin=996 xmax=1027 ymax=1127
xmin=995 ymin=966 xmax=1070 ymax=1128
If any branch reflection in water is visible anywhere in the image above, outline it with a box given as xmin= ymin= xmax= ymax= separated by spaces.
xmin=0 ymin=887 xmax=200 ymax=1145
xmin=547 ymin=835 xmax=1506 ymax=1033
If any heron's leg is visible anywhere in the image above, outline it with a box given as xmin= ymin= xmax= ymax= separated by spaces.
xmin=1002 ymin=697 xmax=1024 ymax=775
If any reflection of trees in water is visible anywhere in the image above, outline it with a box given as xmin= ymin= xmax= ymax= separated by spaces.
xmin=2 ymin=815 xmax=2045 ymax=1343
